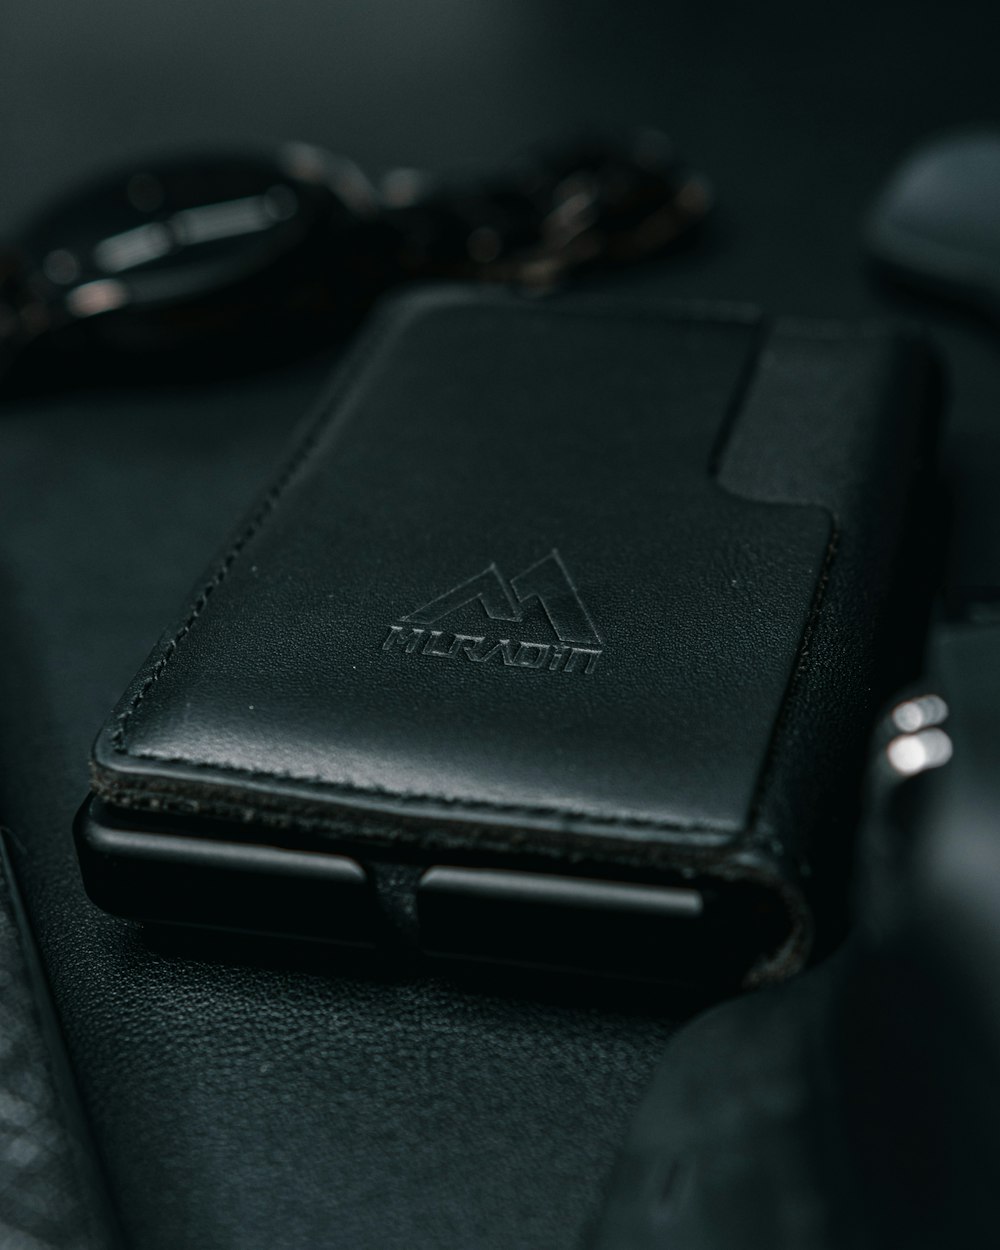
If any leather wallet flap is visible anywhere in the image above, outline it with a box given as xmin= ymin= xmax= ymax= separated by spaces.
xmin=89 ymin=289 xmax=942 ymax=981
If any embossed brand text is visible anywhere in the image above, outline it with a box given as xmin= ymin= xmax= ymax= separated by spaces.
xmin=382 ymin=550 xmax=603 ymax=675
xmin=382 ymin=626 xmax=602 ymax=674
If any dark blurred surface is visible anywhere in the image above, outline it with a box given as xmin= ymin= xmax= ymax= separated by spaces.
xmin=2 ymin=3 xmax=1000 ymax=1247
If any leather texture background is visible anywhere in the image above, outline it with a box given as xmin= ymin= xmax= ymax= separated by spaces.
xmin=2 ymin=3 xmax=998 ymax=1247
xmin=0 ymin=838 xmax=116 ymax=1250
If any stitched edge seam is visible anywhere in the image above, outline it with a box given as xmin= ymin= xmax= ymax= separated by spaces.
xmin=95 ymin=763 xmax=738 ymax=834
xmin=107 ymin=296 xmax=406 ymax=754
xmin=102 ymin=295 xmax=826 ymax=848
xmin=110 ymin=294 xmax=767 ymax=762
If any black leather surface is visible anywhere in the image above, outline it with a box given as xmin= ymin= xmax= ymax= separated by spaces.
xmin=89 ymin=292 xmax=939 ymax=987
xmin=0 ymin=837 xmax=117 ymax=1250
xmin=98 ymin=299 xmax=808 ymax=841
xmin=3 ymin=3 xmax=1000 ymax=1247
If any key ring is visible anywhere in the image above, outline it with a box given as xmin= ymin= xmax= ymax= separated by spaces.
xmin=0 ymin=130 xmax=711 ymax=388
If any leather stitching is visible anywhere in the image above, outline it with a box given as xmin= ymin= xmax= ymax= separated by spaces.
xmin=107 ymin=294 xmax=406 ymax=756
xmin=104 ymin=296 xmax=831 ymax=839
xmin=101 ymin=767 xmax=736 ymax=834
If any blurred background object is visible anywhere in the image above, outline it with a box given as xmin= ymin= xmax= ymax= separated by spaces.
xmin=0 ymin=130 xmax=709 ymax=387
xmin=591 ymin=624 xmax=1000 ymax=1249
xmin=868 ymin=130 xmax=1000 ymax=323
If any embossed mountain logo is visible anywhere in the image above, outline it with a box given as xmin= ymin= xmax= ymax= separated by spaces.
xmin=382 ymin=549 xmax=603 ymax=675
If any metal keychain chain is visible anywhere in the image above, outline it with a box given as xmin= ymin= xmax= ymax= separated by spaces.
xmin=0 ymin=130 xmax=711 ymax=388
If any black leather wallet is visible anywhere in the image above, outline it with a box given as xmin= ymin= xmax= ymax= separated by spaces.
xmin=75 ymin=289 xmax=942 ymax=990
